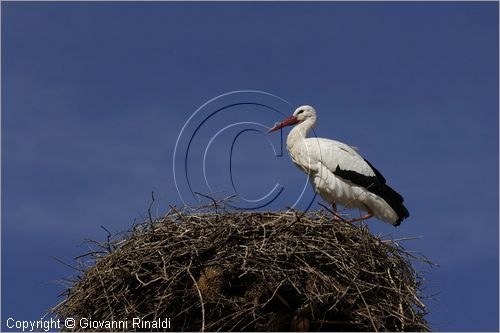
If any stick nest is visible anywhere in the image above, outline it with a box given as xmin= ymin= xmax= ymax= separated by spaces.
xmin=52 ymin=204 xmax=430 ymax=332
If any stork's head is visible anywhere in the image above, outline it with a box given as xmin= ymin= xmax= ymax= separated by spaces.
xmin=267 ymin=105 xmax=317 ymax=133
xmin=293 ymin=105 xmax=317 ymax=122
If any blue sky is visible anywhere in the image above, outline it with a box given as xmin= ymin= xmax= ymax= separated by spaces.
xmin=2 ymin=2 xmax=498 ymax=331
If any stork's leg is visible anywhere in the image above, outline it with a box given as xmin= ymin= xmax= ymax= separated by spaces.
xmin=318 ymin=202 xmax=345 ymax=222
xmin=330 ymin=203 xmax=347 ymax=222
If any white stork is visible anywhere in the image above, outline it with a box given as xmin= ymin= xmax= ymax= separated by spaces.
xmin=268 ymin=105 xmax=409 ymax=226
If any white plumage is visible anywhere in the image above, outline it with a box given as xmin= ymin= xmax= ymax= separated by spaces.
xmin=268 ymin=105 xmax=409 ymax=226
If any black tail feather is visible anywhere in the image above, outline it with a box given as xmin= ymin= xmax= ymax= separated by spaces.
xmin=381 ymin=185 xmax=409 ymax=226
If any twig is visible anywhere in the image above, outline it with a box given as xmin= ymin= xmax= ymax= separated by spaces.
xmin=355 ymin=283 xmax=378 ymax=332
xmin=194 ymin=192 xmax=218 ymax=213
xmin=187 ymin=260 xmax=205 ymax=332
xmin=51 ymin=256 xmax=82 ymax=272
xmin=148 ymin=191 xmax=156 ymax=223
xmin=100 ymin=226 xmax=113 ymax=252
xmin=74 ymin=251 xmax=107 ymax=260
xmin=262 ymin=280 xmax=291 ymax=309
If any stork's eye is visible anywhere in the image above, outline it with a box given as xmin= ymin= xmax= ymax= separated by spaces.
xmin=297 ymin=110 xmax=304 ymax=115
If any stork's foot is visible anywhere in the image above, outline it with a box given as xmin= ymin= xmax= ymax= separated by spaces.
xmin=344 ymin=212 xmax=374 ymax=223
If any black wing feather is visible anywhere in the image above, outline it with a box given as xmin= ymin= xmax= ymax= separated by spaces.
xmin=333 ymin=159 xmax=409 ymax=226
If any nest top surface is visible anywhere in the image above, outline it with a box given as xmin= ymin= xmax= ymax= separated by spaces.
xmin=54 ymin=206 xmax=430 ymax=332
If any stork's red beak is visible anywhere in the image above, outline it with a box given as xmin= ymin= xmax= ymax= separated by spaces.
xmin=267 ymin=115 xmax=299 ymax=133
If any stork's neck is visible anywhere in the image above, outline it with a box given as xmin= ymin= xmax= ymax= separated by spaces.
xmin=287 ymin=118 xmax=316 ymax=149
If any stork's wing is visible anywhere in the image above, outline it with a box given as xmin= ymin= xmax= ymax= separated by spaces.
xmin=304 ymin=138 xmax=377 ymax=179
xmin=304 ymin=138 xmax=403 ymax=203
